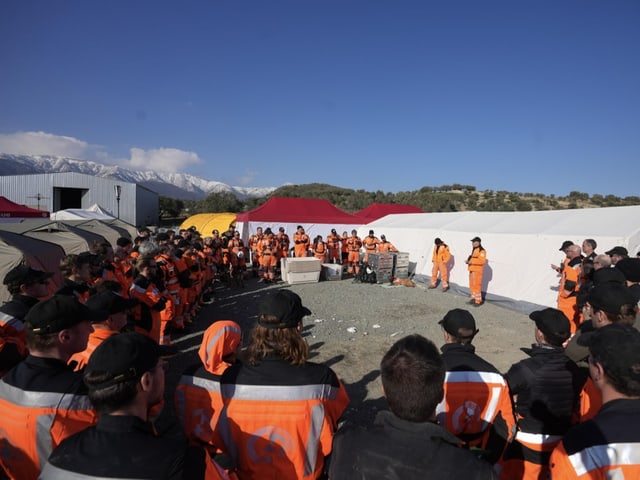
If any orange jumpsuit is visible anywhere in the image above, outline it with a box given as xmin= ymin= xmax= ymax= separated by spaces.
xmin=467 ymin=247 xmax=487 ymax=305
xmin=557 ymin=257 xmax=582 ymax=333
xmin=293 ymin=232 xmax=310 ymax=258
xmin=346 ymin=236 xmax=362 ymax=274
xmin=276 ymin=232 xmax=290 ymax=259
xmin=130 ymin=275 xmax=164 ymax=343
xmin=258 ymin=236 xmax=278 ymax=280
xmin=313 ymin=240 xmax=328 ymax=262
xmin=431 ymin=243 xmax=452 ymax=289
xmin=378 ymin=240 xmax=398 ymax=253
xmin=362 ymin=235 xmax=379 ymax=263
xmin=326 ymin=233 xmax=342 ymax=263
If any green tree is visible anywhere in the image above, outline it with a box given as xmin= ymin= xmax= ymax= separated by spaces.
xmin=158 ymin=196 xmax=184 ymax=218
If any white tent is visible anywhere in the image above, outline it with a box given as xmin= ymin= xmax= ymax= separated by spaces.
xmin=361 ymin=206 xmax=640 ymax=313
xmin=50 ymin=204 xmax=115 ymax=221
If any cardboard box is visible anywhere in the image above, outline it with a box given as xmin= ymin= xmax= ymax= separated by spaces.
xmin=322 ymin=263 xmax=343 ymax=281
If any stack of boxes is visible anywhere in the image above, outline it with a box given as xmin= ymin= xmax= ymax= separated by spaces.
xmin=393 ymin=252 xmax=410 ymax=279
xmin=367 ymin=252 xmax=395 ymax=284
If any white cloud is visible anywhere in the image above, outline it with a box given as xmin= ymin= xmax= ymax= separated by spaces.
xmin=235 ymin=170 xmax=259 ymax=186
xmin=0 ymin=131 xmax=90 ymax=158
xmin=126 ymin=147 xmax=201 ymax=173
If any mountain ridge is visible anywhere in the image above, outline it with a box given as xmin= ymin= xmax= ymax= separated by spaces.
xmin=0 ymin=154 xmax=276 ymax=200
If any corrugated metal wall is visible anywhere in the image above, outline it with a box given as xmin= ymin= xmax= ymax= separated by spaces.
xmin=0 ymin=173 xmax=158 ymax=226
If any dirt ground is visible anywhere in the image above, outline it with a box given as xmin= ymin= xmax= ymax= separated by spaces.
xmin=168 ymin=274 xmax=535 ymax=428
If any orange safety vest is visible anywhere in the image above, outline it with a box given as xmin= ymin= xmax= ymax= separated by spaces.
xmin=130 ymin=276 xmax=163 ymax=343
xmin=467 ymin=247 xmax=487 ymax=272
xmin=293 ymin=233 xmax=310 ymax=257
xmin=362 ymin=236 xmax=379 ymax=252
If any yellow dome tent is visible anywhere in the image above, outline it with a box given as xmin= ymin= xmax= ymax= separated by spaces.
xmin=179 ymin=213 xmax=237 ymax=236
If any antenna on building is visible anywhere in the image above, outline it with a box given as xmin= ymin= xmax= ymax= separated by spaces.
xmin=26 ymin=193 xmax=50 ymax=210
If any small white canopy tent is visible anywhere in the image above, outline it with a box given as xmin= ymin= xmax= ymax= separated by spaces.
xmin=361 ymin=205 xmax=640 ymax=313
xmin=50 ymin=204 xmax=115 ymax=221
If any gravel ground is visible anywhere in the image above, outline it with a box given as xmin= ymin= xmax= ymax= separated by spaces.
xmin=165 ymin=274 xmax=535 ymax=429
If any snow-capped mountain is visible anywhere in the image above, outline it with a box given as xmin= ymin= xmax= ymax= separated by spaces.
xmin=0 ymin=154 xmax=276 ymax=200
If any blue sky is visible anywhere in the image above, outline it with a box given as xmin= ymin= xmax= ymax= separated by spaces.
xmin=1 ymin=1 xmax=638 ymax=197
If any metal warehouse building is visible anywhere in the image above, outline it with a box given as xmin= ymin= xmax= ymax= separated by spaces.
xmin=0 ymin=172 xmax=158 ymax=227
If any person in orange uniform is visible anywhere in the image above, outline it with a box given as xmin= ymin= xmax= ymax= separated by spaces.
xmin=248 ymin=227 xmax=264 ymax=277
xmin=346 ymin=229 xmax=363 ymax=276
xmin=550 ymin=325 xmax=640 ymax=479
xmin=466 ymin=237 xmax=487 ymax=306
xmin=312 ymin=235 xmax=328 ymax=262
xmin=326 ymin=228 xmax=342 ymax=264
xmin=175 ymin=320 xmax=242 ymax=455
xmin=557 ymin=244 xmax=584 ymax=333
xmin=276 ymin=227 xmax=290 ymax=259
xmin=68 ymin=288 xmax=138 ymax=371
xmin=340 ymin=231 xmax=349 ymax=265
xmin=213 ymin=290 xmax=349 ymax=480
xmin=430 ymin=238 xmax=452 ymax=291
xmin=377 ymin=234 xmax=398 ymax=253
xmin=258 ymin=228 xmax=279 ymax=283
xmin=362 ymin=230 xmax=380 ymax=263
xmin=0 ymin=296 xmax=102 ymax=480
xmin=41 ymin=332 xmax=230 ymax=480
xmin=129 ymin=256 xmax=165 ymax=343
xmin=293 ymin=225 xmax=310 ymax=257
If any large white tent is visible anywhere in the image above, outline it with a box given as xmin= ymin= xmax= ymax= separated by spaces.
xmin=361 ymin=206 xmax=640 ymax=313
xmin=50 ymin=204 xmax=115 ymax=221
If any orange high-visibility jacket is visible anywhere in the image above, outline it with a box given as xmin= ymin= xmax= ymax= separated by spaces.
xmin=436 ymin=364 xmax=515 ymax=464
xmin=130 ymin=275 xmax=164 ymax=343
xmin=432 ymin=244 xmax=451 ymax=264
xmin=68 ymin=327 xmax=119 ymax=372
xmin=293 ymin=233 xmax=310 ymax=257
xmin=467 ymin=247 xmax=487 ymax=272
xmin=213 ymin=359 xmax=349 ymax=480
xmin=550 ymin=399 xmax=640 ymax=479
xmin=0 ymin=356 xmax=97 ymax=480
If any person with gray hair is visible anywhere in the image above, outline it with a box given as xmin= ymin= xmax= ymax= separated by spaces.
xmin=592 ymin=253 xmax=612 ymax=270
xmin=581 ymin=238 xmax=597 ymax=260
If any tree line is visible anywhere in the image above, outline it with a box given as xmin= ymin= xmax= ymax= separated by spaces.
xmin=159 ymin=184 xmax=640 ymax=220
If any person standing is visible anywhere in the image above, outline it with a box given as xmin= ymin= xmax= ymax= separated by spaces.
xmin=0 ymin=265 xmax=54 ymax=375
xmin=326 ymin=228 xmax=342 ymax=264
xmin=466 ymin=236 xmax=487 ymax=306
xmin=362 ymin=230 xmax=380 ymax=263
xmin=549 ymin=325 xmax=640 ymax=479
xmin=377 ymin=234 xmax=398 ymax=253
xmin=581 ymin=238 xmax=597 ymax=261
xmin=430 ymin=238 xmax=451 ymax=291
xmin=557 ymin=244 xmax=584 ymax=333
xmin=436 ymin=309 xmax=515 ymax=464
xmin=312 ymin=235 xmax=328 ymax=262
xmin=346 ymin=229 xmax=363 ymax=276
xmin=214 ymin=290 xmax=349 ymax=480
xmin=329 ymin=334 xmax=498 ymax=479
xmin=498 ymin=308 xmax=586 ymax=480
xmin=340 ymin=231 xmax=349 ymax=266
xmin=41 ymin=332 xmax=229 ymax=479
xmin=293 ymin=225 xmax=310 ymax=258
xmin=276 ymin=227 xmax=290 ymax=259
xmin=0 ymin=296 xmax=103 ymax=480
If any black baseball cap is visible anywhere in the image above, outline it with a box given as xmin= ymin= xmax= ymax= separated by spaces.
xmin=615 ymin=258 xmax=640 ymax=282
xmin=279 ymin=227 xmax=285 ymax=232
xmin=529 ymin=308 xmax=570 ymax=346
xmin=559 ymin=240 xmax=574 ymax=251
xmin=439 ymin=309 xmax=478 ymax=339
xmin=605 ymin=246 xmax=628 ymax=257
xmin=3 ymin=265 xmax=54 ymax=286
xmin=578 ymin=324 xmax=640 ymax=383
xmin=84 ymin=332 xmax=177 ymax=390
xmin=86 ymin=291 xmax=138 ymax=316
xmin=331 ymin=228 xmax=337 ymax=234
xmin=587 ymin=283 xmax=637 ymax=314
xmin=25 ymin=295 xmax=108 ymax=335
xmin=435 ymin=238 xmax=443 ymax=245
xmin=258 ymin=290 xmax=311 ymax=329
xmin=471 ymin=236 xmax=481 ymax=243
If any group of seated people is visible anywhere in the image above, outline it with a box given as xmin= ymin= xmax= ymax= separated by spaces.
xmin=1 ymin=226 xmax=639 ymax=479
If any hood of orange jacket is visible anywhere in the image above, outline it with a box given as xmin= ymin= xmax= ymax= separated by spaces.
xmin=198 ymin=320 xmax=242 ymax=375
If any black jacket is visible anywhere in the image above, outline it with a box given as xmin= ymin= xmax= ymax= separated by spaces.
xmin=41 ymin=415 xmax=213 ymax=479
xmin=328 ymin=410 xmax=498 ymax=480
xmin=505 ymin=344 xmax=586 ymax=435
